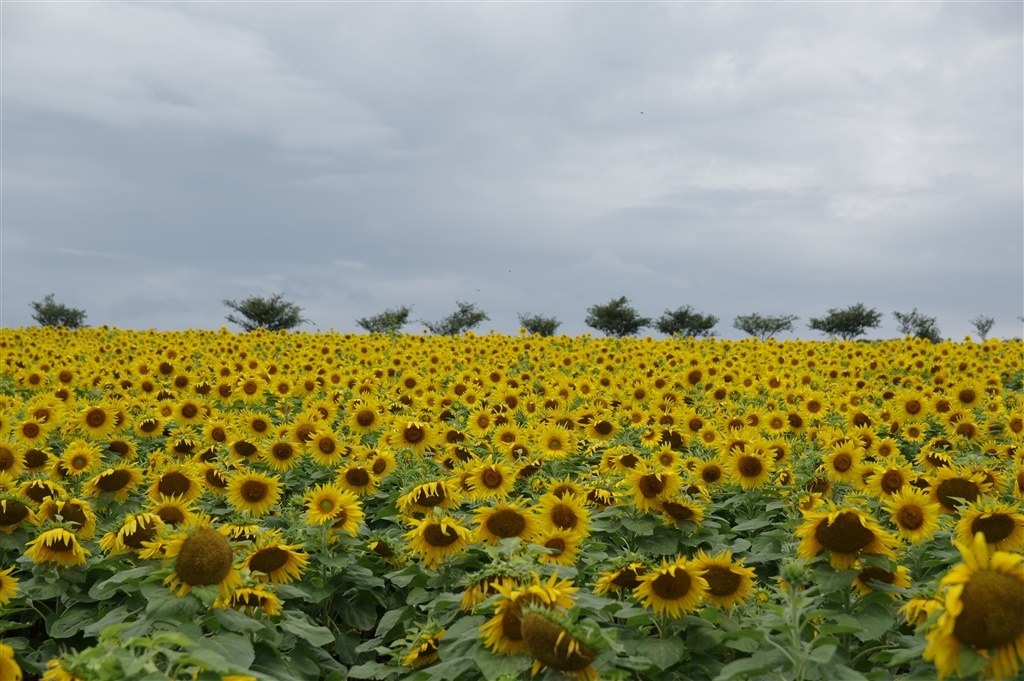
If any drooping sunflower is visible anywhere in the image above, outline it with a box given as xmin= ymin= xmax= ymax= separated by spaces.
xmin=520 ymin=606 xmax=599 ymax=681
xmin=403 ymin=515 xmax=474 ymax=568
xmin=692 ymin=549 xmax=756 ymax=609
xmin=400 ymin=624 xmax=446 ymax=669
xmin=37 ymin=498 xmax=97 ymax=540
xmin=460 ymin=573 xmax=521 ymax=612
xmin=594 ymin=561 xmax=648 ymax=596
xmin=226 ymin=470 xmax=283 ymax=517
xmin=84 ymin=464 xmax=144 ymax=501
xmin=397 ymin=479 xmax=461 ymax=515
xmin=0 ymin=565 xmax=21 ymax=605
xmin=923 ymin=532 xmax=1024 ymax=680
xmin=158 ymin=515 xmax=241 ymax=598
xmin=657 ymin=495 xmax=705 ymax=529
xmin=931 ymin=466 xmax=991 ymax=514
xmin=147 ymin=462 xmax=204 ymax=504
xmin=474 ymin=500 xmax=538 ymax=544
xmin=214 ymin=583 xmax=283 ymax=618
xmin=480 ymin=573 xmax=577 ymax=656
xmin=98 ymin=512 xmax=165 ymax=555
xmin=796 ymin=502 xmax=900 ymax=569
xmin=955 ymin=498 xmax=1024 ymax=552
xmin=0 ymin=496 xmax=35 ymax=534
xmin=851 ymin=561 xmax=912 ymax=598
xmin=633 ymin=556 xmax=708 ymax=618
xmin=25 ymin=527 xmax=90 ymax=567
xmin=242 ymin=530 xmax=309 ymax=584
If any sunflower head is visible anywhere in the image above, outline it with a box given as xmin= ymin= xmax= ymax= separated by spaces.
xmin=520 ymin=605 xmax=599 ymax=680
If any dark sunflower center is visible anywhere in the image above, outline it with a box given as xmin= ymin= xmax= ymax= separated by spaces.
xmin=897 ymin=505 xmax=925 ymax=530
xmin=49 ymin=534 xmax=77 ymax=553
xmin=122 ymin=521 xmax=158 ymax=549
xmin=371 ymin=458 xmax=388 ymax=475
xmin=705 ymin=565 xmax=742 ymax=596
xmin=486 ymin=509 xmax=527 ymax=538
xmin=271 ymin=443 xmax=295 ymax=461
xmin=158 ymin=472 xmax=193 ymax=497
xmin=611 ymin=567 xmax=645 ymax=589
xmin=701 ymin=465 xmax=723 ymax=484
xmin=0 ymin=448 xmax=16 ymax=471
xmin=651 ymin=568 xmax=693 ymax=600
xmin=881 ymin=471 xmax=904 ymax=493
xmin=935 ymin=478 xmax=980 ymax=511
xmin=544 ymin=537 xmax=567 ymax=555
xmin=356 ymin=410 xmax=376 ymax=427
xmin=521 ymin=613 xmax=595 ymax=672
xmin=403 ymin=426 xmax=425 ymax=444
xmin=24 ymin=448 xmax=49 ymax=468
xmin=737 ymin=456 xmax=763 ymax=478
xmin=594 ymin=421 xmax=613 ymax=436
xmin=550 ymin=504 xmax=579 ymax=531
xmin=414 ymin=487 xmax=446 ymax=508
xmin=249 ymin=546 xmax=289 ymax=573
xmin=233 ymin=441 xmax=257 ymax=458
xmin=98 ymin=469 xmax=133 ymax=492
xmin=953 ymin=570 xmax=1024 ymax=649
xmin=619 ymin=453 xmax=639 ymax=469
xmin=502 ymin=594 xmax=541 ymax=641
xmin=422 ymin=523 xmax=460 ymax=547
xmin=480 ymin=468 xmax=504 ymax=489
xmin=156 ymin=506 xmax=186 ymax=526
xmin=638 ymin=474 xmax=666 ymax=498
xmin=85 ymin=409 xmax=107 ymax=428
xmin=970 ymin=514 xmax=1017 ymax=544
xmin=858 ymin=566 xmax=896 ymax=586
xmin=814 ymin=511 xmax=876 ymax=554
xmin=0 ymin=500 xmax=30 ymax=526
xmin=832 ymin=454 xmax=853 ymax=473
xmin=205 ymin=468 xmax=228 ymax=489
xmin=346 ymin=468 xmax=371 ymax=487
xmin=176 ymin=527 xmax=233 ymax=585
xmin=22 ymin=423 xmax=40 ymax=438
xmin=317 ymin=438 xmax=336 ymax=455
xmin=181 ymin=404 xmax=199 ymax=419
xmin=661 ymin=501 xmax=695 ymax=521
xmin=240 ymin=480 xmax=269 ymax=503
xmin=55 ymin=503 xmax=87 ymax=528
xmin=905 ymin=400 xmax=921 ymax=415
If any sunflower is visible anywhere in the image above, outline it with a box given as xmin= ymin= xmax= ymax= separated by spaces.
xmin=728 ymin=449 xmax=774 ymax=490
xmin=214 ymin=583 xmax=283 ymax=618
xmin=397 ymin=480 xmax=461 ymax=515
xmin=633 ymin=556 xmax=708 ymax=618
xmin=692 ymin=549 xmax=756 ymax=609
xmin=536 ymin=492 xmax=590 ymax=539
xmin=304 ymin=483 xmax=363 ymax=530
xmin=923 ymin=532 xmax=1024 ymax=680
xmin=694 ymin=457 xmax=726 ymax=489
xmin=465 ymin=459 xmax=517 ymax=501
xmin=474 ymin=500 xmax=538 ymax=544
xmin=346 ymin=399 xmax=383 ymax=435
xmin=403 ymin=516 xmax=473 ymax=568
xmin=59 ymin=440 xmax=104 ymax=477
xmin=78 ymin=403 xmax=118 ymax=439
xmin=521 ymin=606 xmax=599 ymax=681
xmin=400 ymin=625 xmax=446 ymax=669
xmin=14 ymin=416 xmax=49 ymax=447
xmin=242 ymin=530 xmax=309 ymax=584
xmin=819 ymin=441 xmax=864 ymax=485
xmin=534 ymin=424 xmax=576 ymax=459
xmin=480 ymin=573 xmax=577 ymax=656
xmin=625 ymin=463 xmax=683 ymax=512
xmin=0 ymin=497 xmax=35 ymax=534
xmin=460 ymin=573 xmax=521 ymax=612
xmin=0 ymin=565 xmax=20 ymax=605
xmin=796 ymin=503 xmax=900 ymax=569
xmin=305 ymin=429 xmax=345 ymax=467
xmin=0 ymin=642 xmax=21 ymax=681
xmin=99 ymin=512 xmax=165 ymax=555
xmin=235 ymin=408 xmax=273 ymax=440
xmin=37 ymin=498 xmax=97 ymax=539
xmin=226 ymin=470 xmax=283 ymax=517
xmin=25 ymin=527 xmax=90 ymax=567
xmin=657 ymin=495 xmax=705 ymax=529
xmin=84 ymin=464 xmax=144 ymax=501
xmin=365 ymin=449 xmax=397 ymax=479
xmin=594 ymin=561 xmax=648 ymax=596
xmin=866 ymin=460 xmax=915 ymax=499
xmin=851 ymin=562 xmax=912 ymax=598
xmin=931 ymin=466 xmax=991 ymax=515
xmin=955 ymin=498 xmax=1024 ymax=552
xmin=392 ymin=420 xmax=437 ymax=455
xmin=147 ymin=495 xmax=195 ymax=529
xmin=158 ymin=516 xmax=241 ymax=598
xmin=534 ymin=528 xmax=583 ymax=566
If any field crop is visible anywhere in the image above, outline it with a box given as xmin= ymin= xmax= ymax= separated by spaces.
xmin=0 ymin=328 xmax=1022 ymax=681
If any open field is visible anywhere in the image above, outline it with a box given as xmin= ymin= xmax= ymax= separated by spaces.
xmin=0 ymin=328 xmax=1022 ymax=681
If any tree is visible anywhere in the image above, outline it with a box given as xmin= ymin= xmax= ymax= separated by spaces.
xmin=223 ymin=293 xmax=308 ymax=332
xmin=808 ymin=303 xmax=882 ymax=340
xmin=30 ymin=293 xmax=87 ymax=329
xmin=518 ymin=313 xmax=561 ymax=337
xmin=422 ymin=301 xmax=489 ymax=336
xmin=892 ymin=308 xmax=941 ymax=342
xmin=584 ymin=296 xmax=651 ymax=337
xmin=356 ymin=306 xmax=412 ymax=335
xmin=733 ymin=313 xmax=799 ymax=341
xmin=655 ymin=306 xmax=718 ymax=338
xmin=969 ymin=315 xmax=995 ymax=341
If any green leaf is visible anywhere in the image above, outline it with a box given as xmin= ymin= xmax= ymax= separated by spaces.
xmin=805 ymin=642 xmax=836 ymax=664
xmin=731 ymin=518 xmax=772 ymax=533
xmin=438 ymin=615 xmax=485 ymax=641
xmin=202 ymin=633 xmax=256 ymax=671
xmin=472 ymin=646 xmax=533 ymax=680
xmin=853 ymin=603 xmax=895 ymax=642
xmin=82 ymin=605 xmax=135 ymax=637
xmin=957 ymin=646 xmax=990 ymax=677
xmin=281 ymin=614 xmax=336 ymax=647
xmin=713 ymin=656 xmax=775 ymax=680
xmin=338 ymin=592 xmax=380 ymax=631
xmin=621 ymin=515 xmax=656 ymax=536
xmin=47 ymin=607 xmax=95 ymax=638
xmin=375 ymin=606 xmax=412 ymax=637
xmin=636 ymin=637 xmax=687 ymax=670
xmin=89 ymin=565 xmax=155 ymax=599
xmin=212 ymin=607 xmax=267 ymax=634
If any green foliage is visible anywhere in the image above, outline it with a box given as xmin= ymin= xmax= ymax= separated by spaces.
xmin=654 ymin=306 xmax=718 ymax=337
xmin=29 ymin=293 xmax=87 ymax=329
xmin=357 ymin=306 xmax=413 ymax=335
xmin=223 ymin=293 xmax=308 ymax=332
xmin=584 ymin=296 xmax=651 ymax=337
xmin=808 ymin=303 xmax=882 ymax=340
xmin=422 ymin=301 xmax=489 ymax=335
xmin=969 ymin=315 xmax=994 ymax=340
xmin=733 ymin=312 xmax=799 ymax=341
xmin=893 ymin=308 xmax=941 ymax=342
xmin=517 ymin=313 xmax=561 ymax=337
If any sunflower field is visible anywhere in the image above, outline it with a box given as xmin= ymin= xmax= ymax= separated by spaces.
xmin=0 ymin=327 xmax=1023 ymax=681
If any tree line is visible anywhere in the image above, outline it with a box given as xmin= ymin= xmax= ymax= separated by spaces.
xmin=28 ymin=292 xmax=1020 ymax=342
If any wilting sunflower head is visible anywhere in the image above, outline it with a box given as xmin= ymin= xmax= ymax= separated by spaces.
xmin=0 ymin=565 xmax=21 ymax=606
xmin=99 ymin=512 xmax=165 ymax=556
xmin=399 ymin=623 xmax=446 ymax=669
xmin=162 ymin=518 xmax=240 ymax=598
xmin=520 ymin=605 xmax=599 ymax=681
xmin=0 ymin=495 xmax=36 ymax=534
xmin=594 ymin=561 xmax=648 ymax=596
xmin=404 ymin=515 xmax=473 ymax=568
xmin=479 ymin=572 xmax=578 ymax=656
xmin=25 ymin=527 xmax=90 ymax=567
xmin=923 ymin=532 xmax=1024 ymax=681
xmin=214 ymin=583 xmax=283 ymax=618
xmin=474 ymin=500 xmax=537 ymax=544
xmin=796 ymin=503 xmax=899 ymax=570
xmin=851 ymin=561 xmax=912 ymax=599
xmin=37 ymin=498 xmax=97 ymax=540
xmin=397 ymin=479 xmax=460 ymax=515
xmin=955 ymin=498 xmax=1024 ymax=553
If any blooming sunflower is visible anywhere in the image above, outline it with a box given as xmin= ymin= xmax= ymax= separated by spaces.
xmin=624 ymin=463 xmax=683 ymax=512
xmin=226 ymin=470 xmax=283 ymax=517
xmin=520 ymin=606 xmax=599 ymax=681
xmin=98 ymin=512 xmax=165 ymax=555
xmin=465 ymin=459 xmax=517 ymax=500
xmin=851 ymin=561 xmax=912 ymax=598
xmin=633 ymin=556 xmax=708 ymax=618
xmin=657 ymin=495 xmax=705 ymax=529
xmin=242 ymin=530 xmax=308 ymax=584
xmin=336 ymin=462 xmax=378 ymax=496
xmin=692 ymin=549 xmax=756 ymax=609
xmin=158 ymin=515 xmax=241 ymax=598
xmin=84 ymin=465 xmax=144 ymax=501
xmin=474 ymin=500 xmax=537 ymax=544
xmin=78 ymin=403 xmax=118 ymax=439
xmin=534 ymin=528 xmax=583 ymax=566
xmin=866 ymin=460 xmax=915 ymax=499
xmin=214 ymin=583 xmax=283 ymax=618
xmin=480 ymin=573 xmax=577 ymax=656
xmin=536 ymin=492 xmax=590 ymax=539
xmin=932 ymin=466 xmax=991 ymax=514
xmin=695 ymin=457 xmax=727 ymax=489
xmin=796 ymin=502 xmax=900 ymax=569
xmin=346 ymin=399 xmax=383 ymax=435
xmin=148 ymin=462 xmax=205 ymax=504
xmin=819 ymin=441 xmax=864 ymax=485
xmin=728 ymin=449 xmax=774 ymax=490
xmin=306 ymin=484 xmax=364 ymax=537
xmin=25 ymin=527 xmax=90 ymax=567
xmin=0 ymin=642 xmax=21 ymax=681
xmin=261 ymin=436 xmax=303 ymax=472
xmin=534 ymin=424 xmax=576 ymax=459
xmin=147 ymin=495 xmax=196 ymax=529
xmin=391 ymin=420 xmax=437 ymax=456
xmin=923 ymin=532 xmax=1024 ymax=680
xmin=955 ymin=498 xmax=1024 ymax=552
xmin=305 ymin=429 xmax=345 ymax=467
xmin=59 ymin=440 xmax=104 ymax=477
xmin=0 ymin=565 xmax=20 ymax=605
xmin=403 ymin=516 xmax=473 ymax=568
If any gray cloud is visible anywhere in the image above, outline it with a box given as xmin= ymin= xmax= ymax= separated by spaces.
xmin=2 ymin=2 xmax=1021 ymax=340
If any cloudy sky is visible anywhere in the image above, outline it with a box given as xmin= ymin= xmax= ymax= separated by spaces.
xmin=2 ymin=1 xmax=1022 ymax=340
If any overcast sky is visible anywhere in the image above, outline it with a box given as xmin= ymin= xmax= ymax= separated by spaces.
xmin=2 ymin=1 xmax=1022 ymax=340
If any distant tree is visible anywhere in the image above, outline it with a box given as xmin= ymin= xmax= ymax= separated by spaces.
xmin=808 ymin=303 xmax=882 ymax=340
xmin=357 ymin=306 xmax=412 ymax=335
xmin=422 ymin=301 xmax=489 ymax=336
xmin=518 ymin=313 xmax=561 ymax=337
xmin=733 ymin=313 xmax=799 ymax=341
xmin=969 ymin=315 xmax=995 ymax=341
xmin=892 ymin=308 xmax=941 ymax=342
xmin=655 ymin=306 xmax=718 ymax=338
xmin=585 ymin=296 xmax=651 ymax=337
xmin=30 ymin=293 xmax=87 ymax=329
xmin=223 ymin=293 xmax=307 ymax=332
